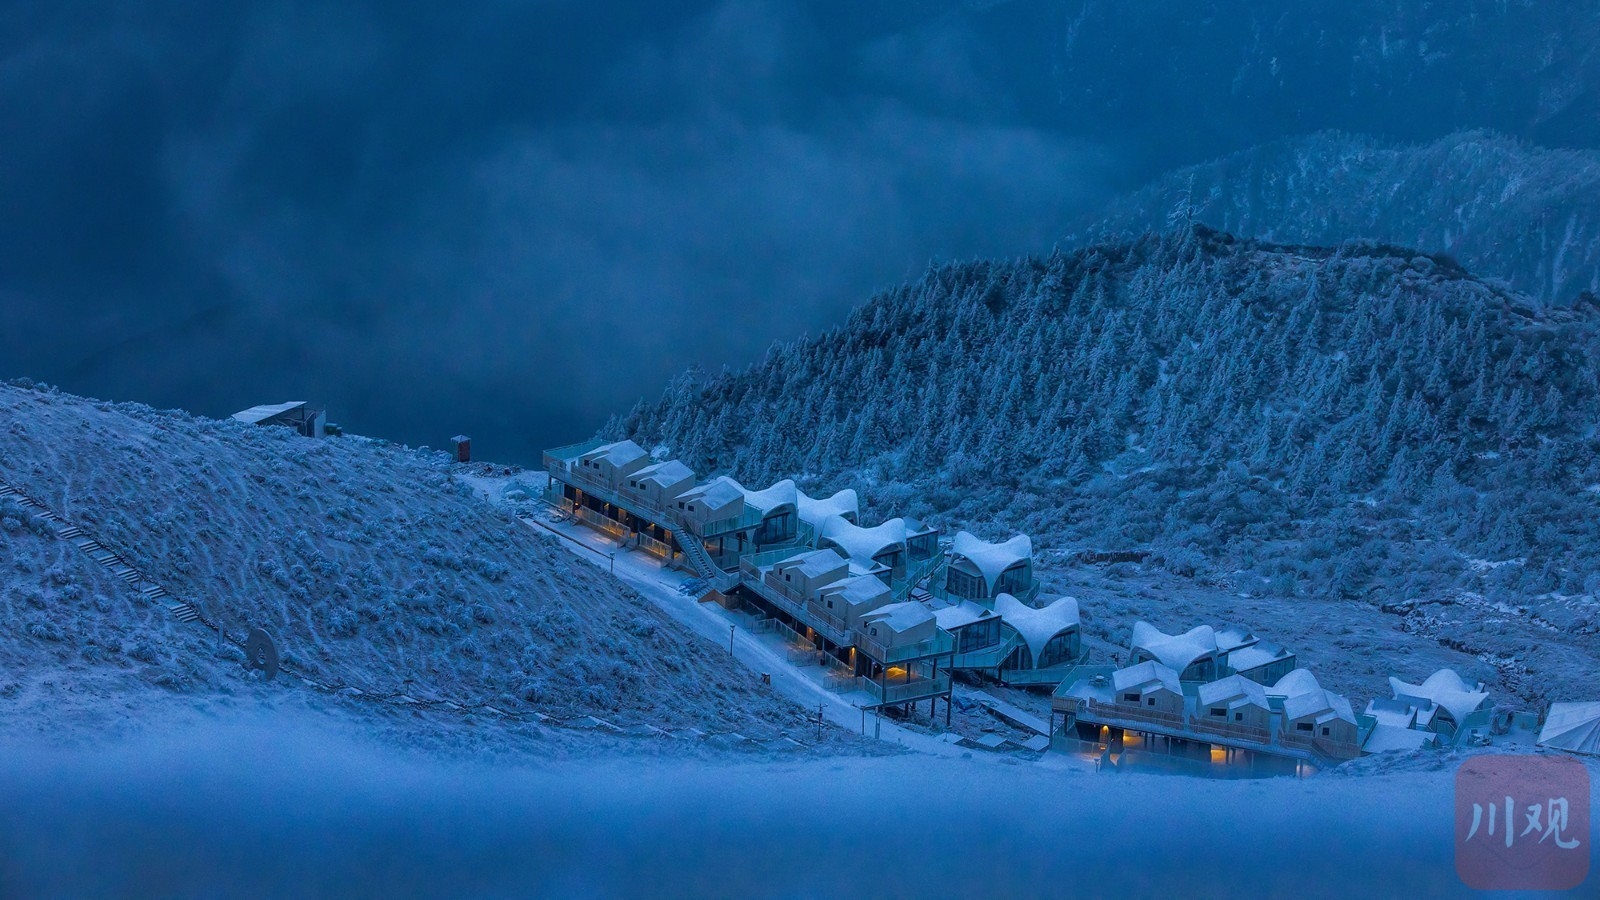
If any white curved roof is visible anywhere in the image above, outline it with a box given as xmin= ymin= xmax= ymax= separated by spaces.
xmin=1538 ymin=702 xmax=1600 ymax=756
xmin=820 ymin=517 xmax=906 ymax=562
xmin=741 ymin=478 xmax=797 ymax=514
xmin=797 ymin=487 xmax=858 ymax=528
xmin=1130 ymin=621 xmax=1218 ymax=673
xmin=995 ymin=594 xmax=1079 ymax=667
xmin=1112 ymin=660 xmax=1181 ymax=695
xmin=1389 ymin=668 xmax=1490 ymax=726
xmin=951 ymin=532 xmax=1032 ymax=593
xmin=1197 ymin=674 xmax=1270 ymax=711
xmin=1274 ymin=669 xmax=1355 ymax=725
xmin=1270 ymin=668 xmax=1324 ymax=699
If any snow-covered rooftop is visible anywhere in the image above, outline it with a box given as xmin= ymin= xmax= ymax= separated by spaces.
xmin=1537 ymin=701 xmax=1600 ymax=756
xmin=820 ymin=517 xmax=907 ymax=563
xmin=1112 ymin=660 xmax=1181 ymax=696
xmin=741 ymin=478 xmax=797 ymax=514
xmin=859 ymin=601 xmax=934 ymax=635
xmin=779 ymin=549 xmax=848 ymax=580
xmin=632 ymin=459 xmax=694 ymax=488
xmin=995 ymin=594 xmax=1079 ymax=667
xmin=678 ymin=476 xmax=744 ymax=510
xmin=1214 ymin=624 xmax=1257 ymax=653
xmin=1388 ymin=668 xmax=1490 ymax=727
xmin=1269 ymin=668 xmax=1324 ymax=700
xmin=231 ymin=401 xmax=308 ymax=424
xmin=582 ymin=440 xmax=648 ymax=467
xmin=1363 ymin=724 xmax=1438 ymax=753
xmin=820 ymin=574 xmax=893 ymax=608
xmin=931 ymin=599 xmax=995 ymax=631
xmin=1197 ymin=674 xmax=1270 ymax=711
xmin=950 ymin=531 xmax=1032 ymax=593
xmin=1226 ymin=641 xmax=1292 ymax=673
xmin=1129 ymin=621 xmax=1218 ymax=674
xmin=796 ymin=487 xmax=858 ymax=528
xmin=1362 ymin=697 xmax=1419 ymax=729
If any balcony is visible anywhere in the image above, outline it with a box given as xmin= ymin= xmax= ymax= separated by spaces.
xmin=859 ymin=670 xmax=952 ymax=707
xmin=854 ymin=628 xmax=955 ymax=666
xmin=737 ymin=567 xmax=855 ymax=648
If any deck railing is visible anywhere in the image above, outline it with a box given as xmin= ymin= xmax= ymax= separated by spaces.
xmin=854 ymin=628 xmax=954 ymax=666
xmin=949 ymin=630 xmax=1021 ymax=671
xmin=861 ymin=671 xmax=952 ymax=706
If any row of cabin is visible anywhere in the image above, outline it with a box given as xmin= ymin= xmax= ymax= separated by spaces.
xmin=1127 ymin=621 xmax=1297 ymax=685
xmin=1061 ymin=661 xmax=1361 ymax=761
xmin=1359 ymin=668 xmax=1494 ymax=752
xmin=544 ymin=439 xmax=1080 ymax=690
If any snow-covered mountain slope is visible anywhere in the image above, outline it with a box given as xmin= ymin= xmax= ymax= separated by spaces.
xmin=613 ymin=229 xmax=1600 ymax=703
xmin=1075 ymin=130 xmax=1600 ymax=307
xmin=0 ymin=381 xmax=819 ymax=750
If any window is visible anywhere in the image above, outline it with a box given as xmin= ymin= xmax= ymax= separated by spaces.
xmin=870 ymin=627 xmax=878 ymax=637
xmin=826 ymin=600 xmax=834 ymax=609
xmin=1209 ymin=707 xmax=1226 ymax=718
xmin=1321 ymin=726 xmax=1330 ymax=737
xmin=945 ymin=567 xmax=986 ymax=600
xmin=1147 ymin=697 xmax=1156 ymax=706
xmin=1296 ymin=722 xmax=1314 ymax=732
xmin=784 ymin=573 xmax=791 ymax=582
xmin=688 ymin=505 xmax=696 ymax=512
xmin=1122 ymin=693 xmax=1140 ymax=703
xmin=1234 ymin=712 xmax=1244 ymax=721
xmin=677 ymin=502 xmax=685 ymax=509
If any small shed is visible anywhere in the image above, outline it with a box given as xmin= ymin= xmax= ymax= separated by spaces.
xmin=452 ymin=435 xmax=471 ymax=463
xmin=1110 ymin=661 xmax=1184 ymax=716
xmin=769 ymin=549 xmax=849 ymax=599
xmin=231 ymin=401 xmax=326 ymax=438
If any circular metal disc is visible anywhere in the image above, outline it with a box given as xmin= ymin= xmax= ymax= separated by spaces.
xmin=244 ymin=627 xmax=279 ymax=681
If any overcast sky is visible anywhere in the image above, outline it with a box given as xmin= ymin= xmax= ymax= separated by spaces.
xmin=1 ymin=1 xmax=1135 ymax=460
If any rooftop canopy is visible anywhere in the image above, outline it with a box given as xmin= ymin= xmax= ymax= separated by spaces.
xmin=950 ymin=531 xmax=1032 ymax=593
xmin=1112 ymin=660 xmax=1182 ymax=696
xmin=1214 ymin=624 xmax=1258 ymax=653
xmin=1363 ymin=724 xmax=1439 ymax=753
xmin=1537 ymin=701 xmax=1600 ymax=756
xmin=231 ymin=401 xmax=308 ymax=424
xmin=995 ymin=594 xmax=1079 ymax=667
xmin=1226 ymin=641 xmax=1292 ymax=673
xmin=1130 ymin=621 xmax=1218 ymax=674
xmin=1274 ymin=668 xmax=1356 ymax=726
xmin=740 ymin=478 xmax=797 ymax=514
xmin=1388 ymin=668 xmax=1491 ymax=727
xmin=819 ymin=517 xmax=907 ymax=563
xmin=797 ymin=487 xmax=858 ymax=530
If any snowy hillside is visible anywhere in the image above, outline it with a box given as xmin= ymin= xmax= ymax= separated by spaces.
xmin=1077 ymin=131 xmax=1600 ymax=307
xmin=0 ymin=381 xmax=822 ymax=750
xmin=612 ymin=229 xmax=1600 ymax=704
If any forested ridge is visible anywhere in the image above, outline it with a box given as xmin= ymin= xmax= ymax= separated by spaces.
xmin=614 ymin=228 xmax=1600 ymax=609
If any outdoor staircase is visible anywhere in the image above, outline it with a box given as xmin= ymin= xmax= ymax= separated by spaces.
xmin=670 ymin=526 xmax=739 ymax=592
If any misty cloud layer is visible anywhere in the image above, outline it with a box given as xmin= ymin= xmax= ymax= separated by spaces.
xmin=1 ymin=2 xmax=1116 ymax=460
xmin=0 ymin=720 xmax=1487 ymax=899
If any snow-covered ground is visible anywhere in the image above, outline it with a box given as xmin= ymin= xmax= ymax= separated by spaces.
xmin=0 ymin=383 xmax=845 ymax=756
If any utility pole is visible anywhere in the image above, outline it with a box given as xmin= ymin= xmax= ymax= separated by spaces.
xmin=816 ymin=703 xmax=824 ymax=741
xmin=728 ymin=623 xmax=736 ymax=656
xmin=609 ymin=551 xmax=616 ymax=575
